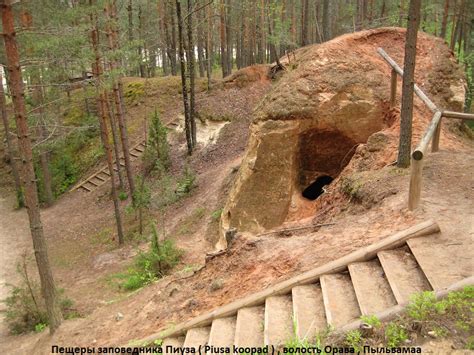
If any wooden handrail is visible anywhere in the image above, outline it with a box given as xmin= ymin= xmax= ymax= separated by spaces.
xmin=378 ymin=47 xmax=473 ymax=210
xmin=412 ymin=111 xmax=442 ymax=161
xmin=442 ymin=110 xmax=474 ymax=120
xmin=377 ymin=48 xmax=438 ymax=113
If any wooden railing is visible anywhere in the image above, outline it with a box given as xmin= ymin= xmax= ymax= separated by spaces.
xmin=377 ymin=48 xmax=474 ymax=210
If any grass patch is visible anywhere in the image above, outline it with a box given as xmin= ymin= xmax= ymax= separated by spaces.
xmin=111 ymin=225 xmax=182 ymax=291
xmin=282 ymin=286 xmax=474 ymax=351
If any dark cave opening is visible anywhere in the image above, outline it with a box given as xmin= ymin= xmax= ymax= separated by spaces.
xmin=302 ymin=175 xmax=334 ymax=200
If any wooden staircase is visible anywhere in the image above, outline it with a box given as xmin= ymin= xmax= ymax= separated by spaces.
xmin=138 ymin=220 xmax=473 ymax=349
xmin=71 ymin=140 xmax=146 ymax=193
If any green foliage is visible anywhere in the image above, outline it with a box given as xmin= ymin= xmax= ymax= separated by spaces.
xmin=5 ymin=258 xmax=78 ymax=334
xmin=176 ymin=166 xmax=196 ymax=196
xmin=384 ymin=323 xmax=408 ymax=348
xmin=34 ymin=115 xmax=102 ymax=202
xmin=34 ymin=323 xmax=47 ymax=333
xmin=345 ymin=330 xmax=363 ymax=352
xmin=210 ymin=208 xmax=223 ymax=221
xmin=467 ymin=336 xmax=474 ymax=350
xmin=118 ymin=191 xmax=128 ymax=201
xmin=124 ymin=82 xmax=145 ymax=105
xmin=115 ymin=225 xmax=182 ymax=291
xmin=143 ymin=110 xmax=170 ymax=173
xmin=407 ymin=291 xmax=444 ymax=321
xmin=360 ymin=315 xmax=382 ymax=328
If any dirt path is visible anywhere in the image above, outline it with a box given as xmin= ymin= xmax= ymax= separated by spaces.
xmin=0 ymin=192 xmax=33 ymax=336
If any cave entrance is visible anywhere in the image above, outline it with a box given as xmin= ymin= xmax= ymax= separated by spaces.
xmin=302 ymin=175 xmax=334 ymax=200
xmin=298 ymin=129 xmax=356 ymax=200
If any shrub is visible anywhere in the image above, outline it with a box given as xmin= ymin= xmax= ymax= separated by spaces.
xmin=143 ymin=111 xmax=170 ymax=174
xmin=5 ymin=256 xmax=78 ymax=334
xmin=360 ymin=315 xmax=382 ymax=328
xmin=117 ymin=224 xmax=182 ymax=291
xmin=345 ymin=329 xmax=364 ymax=352
xmin=407 ymin=291 xmax=444 ymax=321
xmin=176 ymin=166 xmax=196 ymax=196
xmin=385 ymin=323 xmax=408 ymax=348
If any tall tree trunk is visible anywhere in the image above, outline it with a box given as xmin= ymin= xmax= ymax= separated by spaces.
xmin=380 ymin=0 xmax=386 ymax=19
xmin=322 ymin=0 xmax=330 ymax=41
xmin=32 ymin=75 xmax=54 ymax=207
xmin=197 ymin=6 xmax=206 ymax=78
xmin=127 ymin=0 xmax=136 ymax=75
xmin=90 ymin=0 xmax=125 ymax=245
xmin=38 ymin=128 xmax=54 ymax=206
xmin=206 ymin=2 xmax=213 ymax=89
xmin=1 ymin=1 xmax=63 ymax=333
xmin=440 ymin=0 xmax=450 ymax=39
xmin=176 ymin=0 xmax=193 ymax=154
xmin=105 ymin=1 xmax=136 ymax=199
xmin=170 ymin=3 xmax=178 ymax=75
xmin=397 ymin=0 xmax=421 ymax=168
xmin=225 ymin=0 xmax=233 ymax=75
xmin=301 ymin=0 xmax=309 ymax=46
xmin=0 ymin=72 xmax=23 ymax=206
xmin=219 ymin=0 xmax=228 ymax=77
xmin=187 ymin=0 xmax=197 ymax=148
xmin=259 ymin=0 xmax=266 ymax=64
xmin=105 ymin=90 xmax=125 ymax=191
xmin=398 ymin=0 xmax=406 ymax=27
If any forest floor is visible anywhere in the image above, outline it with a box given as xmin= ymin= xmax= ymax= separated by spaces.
xmin=0 ymin=130 xmax=472 ymax=354
xmin=0 ymin=44 xmax=473 ymax=352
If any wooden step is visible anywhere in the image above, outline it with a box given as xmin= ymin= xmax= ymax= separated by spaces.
xmin=407 ymin=236 xmax=471 ymax=290
xmin=87 ymin=179 xmax=99 ymax=186
xmin=264 ymin=295 xmax=293 ymax=346
xmin=79 ymin=185 xmax=91 ymax=192
xmin=135 ymin=145 xmax=145 ymax=152
xmin=130 ymin=151 xmax=140 ymax=158
xmin=348 ymin=260 xmax=397 ymax=315
xmin=378 ymin=247 xmax=432 ymax=304
xmin=234 ymin=306 xmax=264 ymax=347
xmin=208 ymin=317 xmax=236 ymax=347
xmin=292 ymin=284 xmax=326 ymax=341
xmin=94 ymin=174 xmax=106 ymax=181
xmin=162 ymin=337 xmax=184 ymax=355
xmin=101 ymin=170 xmax=111 ymax=176
xmin=90 ymin=176 xmax=105 ymax=185
xmin=320 ymin=273 xmax=361 ymax=328
xmin=183 ymin=327 xmax=210 ymax=350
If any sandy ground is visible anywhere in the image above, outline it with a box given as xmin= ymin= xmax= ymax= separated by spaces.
xmin=0 ymin=29 xmax=471 ymax=353
xmin=0 ymin=193 xmax=33 ymax=337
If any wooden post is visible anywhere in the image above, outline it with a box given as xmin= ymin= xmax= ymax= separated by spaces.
xmin=408 ymin=156 xmax=423 ymax=210
xmin=432 ymin=117 xmax=442 ymax=152
xmin=390 ymin=68 xmax=397 ymax=108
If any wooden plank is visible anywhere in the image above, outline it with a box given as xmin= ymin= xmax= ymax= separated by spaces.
xmin=79 ymin=185 xmax=91 ymax=192
xmin=139 ymin=220 xmax=439 ymax=343
xmin=377 ymin=48 xmax=438 ymax=113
